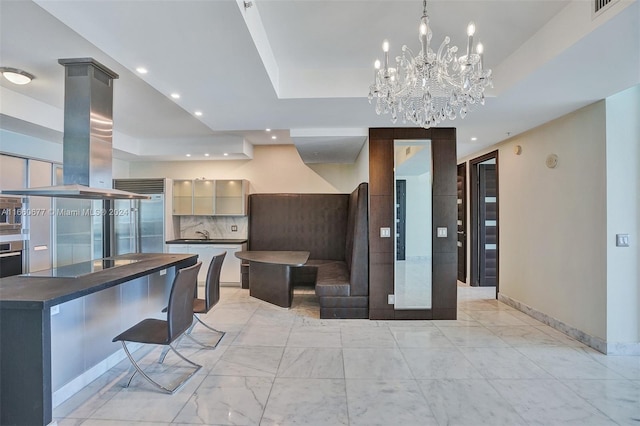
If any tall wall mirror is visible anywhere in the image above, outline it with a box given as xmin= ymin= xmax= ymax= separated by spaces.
xmin=394 ymin=139 xmax=433 ymax=309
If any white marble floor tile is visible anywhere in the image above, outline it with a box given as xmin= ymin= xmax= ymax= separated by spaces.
xmin=438 ymin=325 xmax=510 ymax=348
xmin=377 ymin=320 xmax=435 ymax=327
xmin=490 ymin=379 xmax=619 ymax=425
xmin=402 ymin=347 xmax=484 ymax=379
xmin=534 ymin=325 xmax=587 ymax=347
xmin=346 ymin=379 xmax=438 ymax=426
xmin=466 ymin=310 xmax=530 ymax=326
xmin=203 ymin=306 xmax=257 ymax=326
xmin=516 ymin=346 xmax=626 ymax=379
xmin=209 ymin=346 xmax=284 ymax=377
xmin=68 ymin=420 xmax=171 ymax=426
xmin=459 ymin=347 xmax=552 ymax=379
xmin=54 ymin=369 xmax=128 ymax=420
xmin=231 ymin=325 xmax=291 ymax=347
xmin=418 ymin=379 xmax=527 ymax=425
xmin=173 ymin=375 xmax=272 ymax=425
xmin=341 ymin=327 xmax=397 ymax=348
xmin=432 ymin=310 xmax=481 ymax=327
xmin=587 ymin=353 xmax=640 ymax=379
xmin=286 ymin=329 xmax=342 ymax=347
xmin=390 ymin=326 xmax=453 ymax=348
xmin=489 ymin=326 xmax=566 ymax=347
xmin=89 ymin=370 xmax=206 ymax=422
xmin=260 ymin=378 xmax=348 ymax=426
xmin=277 ymin=347 xmax=344 ymax=378
xmin=343 ymin=348 xmax=414 ymax=379
xmin=247 ymin=306 xmax=296 ymax=327
xmin=562 ymin=379 xmax=640 ymax=425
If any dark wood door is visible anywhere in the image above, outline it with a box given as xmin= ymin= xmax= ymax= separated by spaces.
xmin=478 ymin=164 xmax=497 ymax=287
xmin=396 ymin=179 xmax=406 ymax=261
xmin=456 ymin=164 xmax=466 ymax=282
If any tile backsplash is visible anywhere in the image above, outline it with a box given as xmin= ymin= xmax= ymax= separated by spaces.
xmin=179 ymin=216 xmax=248 ymax=239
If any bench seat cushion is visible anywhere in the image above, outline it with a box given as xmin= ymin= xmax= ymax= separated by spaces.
xmin=313 ymin=260 xmax=350 ymax=297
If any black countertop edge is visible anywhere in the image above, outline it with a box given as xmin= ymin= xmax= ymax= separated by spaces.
xmin=166 ymin=239 xmax=247 ymax=244
xmin=0 ymin=253 xmax=198 ymax=310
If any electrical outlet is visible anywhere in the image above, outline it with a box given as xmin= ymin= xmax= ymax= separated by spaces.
xmin=159 ymin=269 xmax=167 ymax=276
xmin=380 ymin=227 xmax=391 ymax=238
xmin=437 ymin=227 xmax=448 ymax=238
xmin=388 ymin=294 xmax=395 ymax=304
xmin=231 ymin=225 xmax=238 ymax=232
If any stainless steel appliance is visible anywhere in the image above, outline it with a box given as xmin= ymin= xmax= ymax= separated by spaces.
xmin=112 ymin=179 xmax=175 ymax=255
xmin=0 ymin=197 xmax=23 ymax=235
xmin=0 ymin=240 xmax=24 ymax=277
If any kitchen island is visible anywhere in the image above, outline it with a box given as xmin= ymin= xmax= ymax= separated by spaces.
xmin=0 ymin=253 xmax=197 ymax=426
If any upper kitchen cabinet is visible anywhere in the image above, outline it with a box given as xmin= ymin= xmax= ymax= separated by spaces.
xmin=172 ymin=179 xmax=249 ymax=216
xmin=193 ymin=179 xmax=215 ymax=215
xmin=172 ymin=179 xmax=194 ymax=215
xmin=215 ymin=180 xmax=248 ymax=215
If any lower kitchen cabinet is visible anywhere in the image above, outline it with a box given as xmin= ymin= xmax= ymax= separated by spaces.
xmin=167 ymin=243 xmax=245 ymax=285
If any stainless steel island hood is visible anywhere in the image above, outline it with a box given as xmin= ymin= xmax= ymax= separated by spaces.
xmin=2 ymin=58 xmax=148 ymax=200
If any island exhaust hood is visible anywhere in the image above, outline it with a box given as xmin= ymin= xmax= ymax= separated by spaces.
xmin=2 ymin=58 xmax=149 ymax=200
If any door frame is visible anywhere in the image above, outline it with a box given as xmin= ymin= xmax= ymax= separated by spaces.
xmin=456 ymin=163 xmax=467 ymax=283
xmin=469 ymin=150 xmax=499 ymax=296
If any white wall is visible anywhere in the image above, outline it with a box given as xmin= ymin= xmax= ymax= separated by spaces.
xmin=460 ymin=101 xmax=608 ymax=341
xmin=605 ymin=84 xmax=640 ymax=346
xmin=129 ymin=144 xmax=369 ymax=194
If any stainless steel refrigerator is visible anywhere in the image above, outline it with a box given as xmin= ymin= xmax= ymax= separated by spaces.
xmin=111 ymin=179 xmax=175 ymax=255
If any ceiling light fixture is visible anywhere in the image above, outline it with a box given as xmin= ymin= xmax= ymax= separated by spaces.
xmin=135 ymin=67 xmax=148 ymax=74
xmin=265 ymin=128 xmax=271 ymax=132
xmin=369 ymin=0 xmax=492 ymax=128
xmin=204 ymin=153 xmax=210 ymax=157
xmin=271 ymin=135 xmax=277 ymax=140
xmin=471 ymin=137 xmax=477 ymax=141
xmin=223 ymin=153 xmax=229 ymax=156
xmin=194 ymin=111 xmax=203 ymax=116
xmin=186 ymin=154 xmax=191 ymax=157
xmin=170 ymin=93 xmax=180 ymax=99
xmin=0 ymin=67 xmax=35 ymax=85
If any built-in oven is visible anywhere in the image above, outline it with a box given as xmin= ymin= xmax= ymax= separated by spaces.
xmin=0 ymin=240 xmax=24 ymax=278
xmin=0 ymin=197 xmax=23 ymax=235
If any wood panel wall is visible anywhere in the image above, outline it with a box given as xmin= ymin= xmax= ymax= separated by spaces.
xmin=368 ymin=128 xmax=457 ymax=320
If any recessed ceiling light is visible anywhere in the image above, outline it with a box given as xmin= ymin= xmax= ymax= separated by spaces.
xmin=170 ymin=93 xmax=180 ymax=99
xmin=471 ymin=137 xmax=477 ymax=141
xmin=271 ymin=135 xmax=277 ymax=140
xmin=135 ymin=67 xmax=148 ymax=74
xmin=265 ymin=128 xmax=271 ymax=132
xmin=186 ymin=154 xmax=191 ymax=157
xmin=204 ymin=153 xmax=210 ymax=157
xmin=194 ymin=111 xmax=203 ymax=116
xmin=0 ymin=67 xmax=35 ymax=85
xmin=223 ymin=153 xmax=229 ymax=156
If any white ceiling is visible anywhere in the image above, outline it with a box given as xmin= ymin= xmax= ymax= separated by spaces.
xmin=0 ymin=0 xmax=638 ymax=162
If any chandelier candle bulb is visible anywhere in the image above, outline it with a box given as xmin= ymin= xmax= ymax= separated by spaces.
xmin=466 ymin=22 xmax=475 ymax=60
xmin=476 ymin=43 xmax=484 ymax=70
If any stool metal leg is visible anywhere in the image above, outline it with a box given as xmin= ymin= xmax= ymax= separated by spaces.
xmin=122 ymin=341 xmax=201 ymax=394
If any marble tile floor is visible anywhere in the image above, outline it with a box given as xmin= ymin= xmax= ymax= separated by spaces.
xmin=55 ymin=285 xmax=640 ymax=426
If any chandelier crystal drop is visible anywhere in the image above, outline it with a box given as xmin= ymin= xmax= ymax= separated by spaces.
xmin=368 ymin=0 xmax=492 ymax=128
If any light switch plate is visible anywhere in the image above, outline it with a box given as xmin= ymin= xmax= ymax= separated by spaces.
xmin=616 ymin=234 xmax=630 ymax=247
xmin=388 ymin=294 xmax=395 ymax=304
xmin=437 ymin=227 xmax=448 ymax=238
xmin=380 ymin=227 xmax=391 ymax=238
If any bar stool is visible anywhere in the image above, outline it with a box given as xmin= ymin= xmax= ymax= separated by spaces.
xmin=112 ymin=261 xmax=202 ymax=394
xmin=190 ymin=251 xmax=226 ymax=347
xmin=160 ymin=252 xmax=227 ymax=361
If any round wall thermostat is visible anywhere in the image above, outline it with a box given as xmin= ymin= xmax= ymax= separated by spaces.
xmin=545 ymin=154 xmax=558 ymax=169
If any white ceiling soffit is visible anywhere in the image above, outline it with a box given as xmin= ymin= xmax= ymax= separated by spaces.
xmin=2 ymin=0 xmax=637 ymax=163
xmin=291 ymin=128 xmax=367 ymax=164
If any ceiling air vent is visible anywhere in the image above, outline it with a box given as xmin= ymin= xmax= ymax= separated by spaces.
xmin=594 ymin=0 xmax=618 ymax=16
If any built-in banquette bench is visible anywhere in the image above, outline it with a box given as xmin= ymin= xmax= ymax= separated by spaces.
xmin=247 ymin=183 xmax=369 ymax=319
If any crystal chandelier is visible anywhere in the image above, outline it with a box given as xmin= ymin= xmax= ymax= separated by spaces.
xmin=368 ymin=0 xmax=492 ymax=128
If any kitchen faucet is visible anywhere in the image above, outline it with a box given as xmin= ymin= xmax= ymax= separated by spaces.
xmin=196 ymin=230 xmax=210 ymax=240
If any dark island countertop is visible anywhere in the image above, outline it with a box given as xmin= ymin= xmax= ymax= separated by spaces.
xmin=166 ymin=238 xmax=247 ymax=244
xmin=0 ymin=253 xmax=197 ymax=310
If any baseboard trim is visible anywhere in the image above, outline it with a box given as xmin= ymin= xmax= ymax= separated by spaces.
xmin=497 ymin=293 xmax=608 ymax=354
